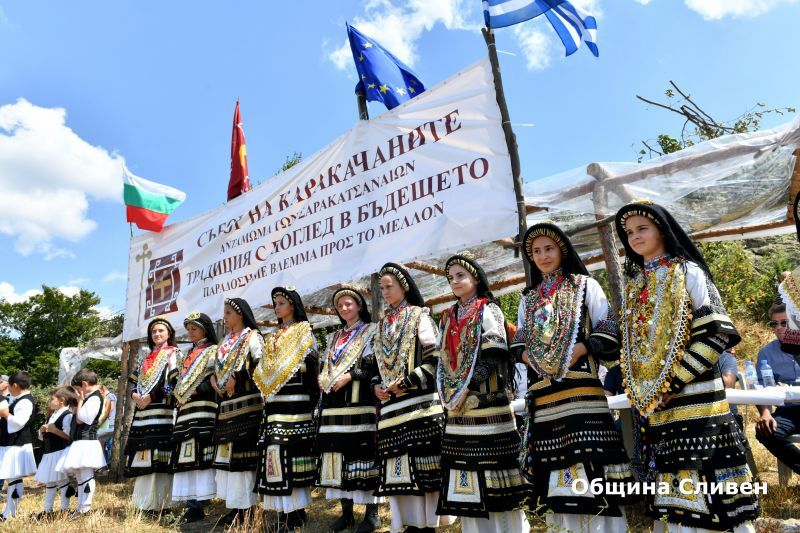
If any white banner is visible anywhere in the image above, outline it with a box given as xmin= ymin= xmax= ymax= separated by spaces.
xmin=123 ymin=59 xmax=517 ymax=340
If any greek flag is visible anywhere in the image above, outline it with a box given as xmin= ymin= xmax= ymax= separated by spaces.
xmin=483 ymin=0 xmax=565 ymax=28
xmin=545 ymin=1 xmax=599 ymax=57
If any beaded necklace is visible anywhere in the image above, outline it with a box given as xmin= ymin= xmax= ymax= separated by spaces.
xmin=437 ymin=298 xmax=485 ymax=409
xmin=320 ymin=321 xmax=375 ymax=393
xmin=254 ymin=321 xmax=314 ymax=398
xmin=377 ymin=300 xmax=424 ymax=385
xmin=174 ymin=341 xmax=216 ymax=404
xmin=137 ymin=344 xmax=175 ymax=396
xmin=523 ymin=272 xmax=586 ymax=380
xmin=620 ymin=255 xmax=692 ymax=416
xmin=215 ymin=327 xmax=253 ymax=389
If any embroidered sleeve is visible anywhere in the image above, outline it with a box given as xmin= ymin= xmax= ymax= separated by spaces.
xmin=470 ymin=303 xmax=510 ymax=389
xmin=584 ymin=278 xmax=620 ymax=361
xmin=669 ymin=263 xmax=738 ymax=394
xmin=6 ymin=398 xmax=33 ymax=433
xmin=249 ymin=331 xmax=265 ymax=365
xmin=404 ymin=310 xmax=438 ymax=390
xmin=509 ymin=296 xmax=527 ymax=361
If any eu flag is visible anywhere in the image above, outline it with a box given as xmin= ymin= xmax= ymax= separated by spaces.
xmin=347 ymin=23 xmax=425 ymax=111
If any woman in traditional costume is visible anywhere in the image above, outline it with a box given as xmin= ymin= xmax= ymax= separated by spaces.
xmin=436 ymin=253 xmax=529 ymax=533
xmin=254 ymin=286 xmax=319 ymax=533
xmin=317 ymin=287 xmax=382 ymax=533
xmin=778 ymin=191 xmax=800 ymax=350
xmin=125 ymin=316 xmax=180 ymax=514
xmin=511 ymin=222 xmax=634 ymax=532
xmin=371 ymin=262 xmax=452 ymax=533
xmin=615 ymin=200 xmax=759 ymax=532
xmin=212 ymin=298 xmax=264 ymax=526
xmin=171 ymin=311 xmax=219 ymax=523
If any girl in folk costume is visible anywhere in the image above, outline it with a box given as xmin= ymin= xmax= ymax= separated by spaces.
xmin=212 ymin=297 xmax=264 ymax=526
xmin=171 ymin=312 xmax=219 ymax=523
xmin=371 ymin=262 xmax=453 ymax=533
xmin=254 ymin=287 xmax=319 ymax=533
xmin=778 ymin=191 xmax=800 ymax=351
xmin=35 ymin=386 xmax=79 ymax=517
xmin=0 ymin=371 xmax=38 ymax=520
xmin=317 ymin=287 xmax=383 ymax=533
xmin=125 ymin=317 xmax=180 ymax=513
xmin=436 ymin=253 xmax=529 ymax=533
xmin=59 ymin=368 xmax=107 ymax=517
xmin=615 ymin=201 xmax=759 ymax=532
xmin=511 ymin=223 xmax=635 ymax=532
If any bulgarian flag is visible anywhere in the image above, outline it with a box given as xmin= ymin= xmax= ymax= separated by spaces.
xmin=123 ymin=163 xmax=186 ymax=232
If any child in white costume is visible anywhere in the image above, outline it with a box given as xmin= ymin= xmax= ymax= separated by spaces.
xmin=58 ymin=368 xmax=107 ymax=517
xmin=0 ymin=371 xmax=38 ymax=520
xmin=35 ymin=386 xmax=78 ymax=515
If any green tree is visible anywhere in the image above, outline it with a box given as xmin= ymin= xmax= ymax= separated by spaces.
xmin=0 ymin=286 xmax=115 ymax=386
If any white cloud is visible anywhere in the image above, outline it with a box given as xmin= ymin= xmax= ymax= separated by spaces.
xmin=102 ymin=270 xmax=127 ymax=283
xmin=67 ymin=277 xmax=90 ymax=286
xmin=684 ymin=0 xmax=796 ymax=19
xmin=0 ymin=282 xmax=81 ymax=303
xmin=326 ymin=0 xmax=479 ymax=71
xmin=512 ymin=24 xmax=555 ymax=71
xmin=0 ymin=98 xmax=123 ymax=258
xmin=632 ymin=0 xmax=653 ymax=4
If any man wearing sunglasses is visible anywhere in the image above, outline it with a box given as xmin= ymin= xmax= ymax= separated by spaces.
xmin=754 ymin=301 xmax=800 ymax=475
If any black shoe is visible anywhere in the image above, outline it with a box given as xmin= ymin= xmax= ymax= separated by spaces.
xmin=328 ymin=513 xmax=355 ymax=532
xmin=184 ymin=507 xmax=205 ymax=523
xmin=218 ymin=508 xmax=239 ymax=526
xmin=355 ymin=504 xmax=381 ymax=533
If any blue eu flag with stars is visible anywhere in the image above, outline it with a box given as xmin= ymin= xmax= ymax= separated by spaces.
xmin=347 ymin=23 xmax=425 ymax=111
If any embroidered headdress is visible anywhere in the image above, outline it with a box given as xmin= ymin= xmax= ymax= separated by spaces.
xmin=614 ymin=200 xmax=712 ymax=280
xmin=224 ymin=297 xmax=258 ymax=330
xmin=331 ymin=286 xmax=372 ymax=325
xmin=271 ymin=286 xmax=309 ymax=324
xmin=522 ymin=222 xmax=588 ymax=291
xmin=183 ymin=311 xmax=219 ymax=345
xmin=379 ymin=262 xmax=425 ymax=307
xmin=146 ymin=316 xmax=176 ymax=350
xmin=444 ymin=251 xmax=494 ymax=301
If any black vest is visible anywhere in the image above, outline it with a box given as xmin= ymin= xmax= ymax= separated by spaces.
xmin=70 ymin=391 xmax=102 ymax=441
xmin=6 ymin=394 xmax=37 ymax=447
xmin=43 ymin=409 xmax=71 ymax=454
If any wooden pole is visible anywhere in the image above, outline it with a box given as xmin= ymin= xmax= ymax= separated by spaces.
xmin=111 ymin=339 xmax=139 ymax=481
xmin=109 ymin=341 xmax=130 ymax=482
xmin=482 ymin=27 xmax=531 ymax=287
xmin=355 ymin=85 xmax=386 ymax=317
xmin=586 ymin=164 xmax=625 ymax=312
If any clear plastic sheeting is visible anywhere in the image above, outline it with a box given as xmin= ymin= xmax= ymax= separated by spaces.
xmin=524 ymin=115 xmax=800 ymax=251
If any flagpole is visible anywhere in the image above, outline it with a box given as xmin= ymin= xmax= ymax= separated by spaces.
xmin=482 ymin=27 xmax=532 ymax=286
xmin=353 ymin=86 xmax=386 ymax=316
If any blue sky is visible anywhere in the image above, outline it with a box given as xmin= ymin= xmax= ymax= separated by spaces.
xmin=0 ymin=0 xmax=798 ymax=315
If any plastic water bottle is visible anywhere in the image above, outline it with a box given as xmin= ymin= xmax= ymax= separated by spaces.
xmin=744 ymin=361 xmax=759 ymax=390
xmin=760 ymin=360 xmax=776 ymax=388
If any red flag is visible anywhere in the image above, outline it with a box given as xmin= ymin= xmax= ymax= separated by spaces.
xmin=227 ymin=100 xmax=251 ymax=200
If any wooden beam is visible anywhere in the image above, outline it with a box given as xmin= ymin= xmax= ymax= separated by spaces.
xmin=789 ymin=149 xmax=800 ymax=221
xmin=405 ymin=261 xmax=444 ymax=275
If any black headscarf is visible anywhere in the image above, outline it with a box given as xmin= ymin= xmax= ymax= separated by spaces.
xmin=523 ymin=222 xmax=588 ymax=291
xmin=614 ymin=201 xmax=712 ymax=280
xmin=379 ymin=262 xmax=425 ymax=307
xmin=146 ymin=316 xmax=177 ymax=350
xmin=794 ymin=190 xmax=799 ymax=244
xmin=271 ymin=286 xmax=309 ymax=324
xmin=332 ymin=287 xmax=372 ymax=325
xmin=444 ymin=253 xmax=495 ymax=302
xmin=224 ymin=297 xmax=259 ymax=331
xmin=183 ymin=311 xmax=219 ymax=345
